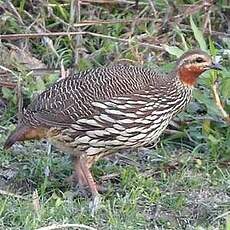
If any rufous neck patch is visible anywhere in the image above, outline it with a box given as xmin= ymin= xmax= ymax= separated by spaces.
xmin=178 ymin=65 xmax=205 ymax=86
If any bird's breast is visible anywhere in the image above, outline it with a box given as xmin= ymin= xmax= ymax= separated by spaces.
xmin=47 ymin=87 xmax=192 ymax=157
xmin=49 ymin=110 xmax=172 ymax=157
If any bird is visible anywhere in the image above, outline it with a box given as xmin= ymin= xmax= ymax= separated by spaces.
xmin=3 ymin=49 xmax=221 ymax=212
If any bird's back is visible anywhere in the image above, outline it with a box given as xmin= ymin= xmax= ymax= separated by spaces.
xmin=23 ymin=64 xmax=168 ymax=127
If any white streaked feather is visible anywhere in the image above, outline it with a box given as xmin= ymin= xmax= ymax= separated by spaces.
xmin=100 ymin=113 xmax=116 ymax=123
xmin=139 ymin=119 xmax=152 ymax=124
xmin=75 ymin=136 xmax=91 ymax=144
xmin=125 ymin=113 xmax=138 ymax=118
xmin=71 ymin=124 xmax=86 ymax=130
xmin=128 ymin=133 xmax=147 ymax=141
xmin=92 ymin=101 xmax=108 ymax=109
xmin=105 ymin=109 xmax=124 ymax=116
xmin=116 ymin=135 xmax=128 ymax=141
xmin=86 ymin=130 xmax=110 ymax=137
xmin=113 ymin=124 xmax=125 ymax=131
xmin=126 ymin=126 xmax=144 ymax=133
xmin=78 ymin=118 xmax=103 ymax=127
xmin=126 ymin=100 xmax=146 ymax=105
xmin=105 ymin=127 xmax=121 ymax=134
xmin=118 ymin=118 xmax=134 ymax=124
xmin=105 ymin=140 xmax=123 ymax=145
xmin=86 ymin=147 xmax=103 ymax=155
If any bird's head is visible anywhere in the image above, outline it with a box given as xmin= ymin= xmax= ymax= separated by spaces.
xmin=176 ymin=49 xmax=221 ymax=87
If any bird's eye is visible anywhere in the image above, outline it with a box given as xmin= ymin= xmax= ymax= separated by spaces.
xmin=196 ymin=57 xmax=204 ymax=63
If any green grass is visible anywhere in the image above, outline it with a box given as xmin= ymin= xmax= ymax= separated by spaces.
xmin=0 ymin=0 xmax=230 ymax=229
xmin=0 ymin=139 xmax=229 ymax=229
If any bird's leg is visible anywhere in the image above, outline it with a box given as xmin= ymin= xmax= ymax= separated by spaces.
xmin=72 ymin=156 xmax=89 ymax=196
xmin=73 ymin=156 xmax=101 ymax=215
xmin=78 ymin=156 xmax=98 ymax=196
xmin=72 ymin=155 xmax=106 ymax=193
xmin=79 ymin=156 xmax=101 ymax=215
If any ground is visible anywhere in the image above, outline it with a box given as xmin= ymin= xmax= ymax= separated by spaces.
xmin=0 ymin=134 xmax=229 ymax=229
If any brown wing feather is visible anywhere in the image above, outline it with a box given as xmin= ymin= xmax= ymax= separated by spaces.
xmin=22 ymin=65 xmax=163 ymax=127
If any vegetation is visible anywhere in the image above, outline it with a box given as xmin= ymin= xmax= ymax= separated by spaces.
xmin=0 ymin=0 xmax=229 ymax=229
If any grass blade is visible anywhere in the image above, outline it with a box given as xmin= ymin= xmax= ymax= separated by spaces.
xmin=190 ymin=16 xmax=207 ymax=51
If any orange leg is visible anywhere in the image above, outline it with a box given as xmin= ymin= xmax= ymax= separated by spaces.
xmin=76 ymin=157 xmax=98 ymax=195
xmin=72 ymin=155 xmax=106 ymax=193
xmin=73 ymin=156 xmax=101 ymax=215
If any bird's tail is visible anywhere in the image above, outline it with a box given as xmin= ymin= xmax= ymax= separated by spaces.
xmin=3 ymin=124 xmax=47 ymax=150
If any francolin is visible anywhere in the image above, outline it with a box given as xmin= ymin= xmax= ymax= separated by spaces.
xmin=4 ymin=49 xmax=221 ymax=212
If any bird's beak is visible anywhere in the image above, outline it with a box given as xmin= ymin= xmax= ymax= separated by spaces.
xmin=209 ymin=62 xmax=222 ymax=70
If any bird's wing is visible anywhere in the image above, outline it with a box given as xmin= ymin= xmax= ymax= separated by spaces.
xmin=23 ymin=65 xmax=163 ymax=127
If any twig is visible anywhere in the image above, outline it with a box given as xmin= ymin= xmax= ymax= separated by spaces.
xmin=87 ymin=32 xmax=163 ymax=50
xmin=0 ymin=189 xmax=27 ymax=200
xmin=0 ymin=65 xmax=18 ymax=78
xmin=100 ymin=173 xmax=119 ymax=181
xmin=5 ymin=1 xmax=24 ymax=25
xmin=203 ymin=8 xmax=212 ymax=33
xmin=73 ymin=18 xmax=155 ymax=27
xmin=76 ymin=0 xmax=81 ymax=23
xmin=0 ymin=81 xmax=17 ymax=89
xmin=48 ymin=0 xmax=147 ymax=5
xmin=178 ymin=24 xmax=230 ymax=38
xmin=35 ymin=224 xmax=97 ymax=230
xmin=212 ymin=210 xmax=230 ymax=222
xmin=204 ymin=30 xmax=230 ymax=38
xmin=70 ymin=0 xmax=82 ymax=67
xmin=81 ymin=0 xmax=147 ymax=4
xmin=212 ymin=79 xmax=230 ymax=123
xmin=0 ymin=32 xmax=164 ymax=50
xmin=115 ymin=153 xmax=140 ymax=167
xmin=164 ymin=129 xmax=182 ymax=135
xmin=17 ymin=75 xmax=23 ymax=122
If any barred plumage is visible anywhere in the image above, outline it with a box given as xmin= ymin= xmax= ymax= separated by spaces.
xmin=22 ymin=64 xmax=192 ymax=155
xmin=4 ymin=49 xmax=221 ymax=212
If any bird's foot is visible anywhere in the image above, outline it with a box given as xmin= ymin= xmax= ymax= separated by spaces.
xmin=67 ymin=174 xmax=107 ymax=195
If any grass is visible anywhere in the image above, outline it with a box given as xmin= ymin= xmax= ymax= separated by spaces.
xmin=0 ymin=142 xmax=229 ymax=229
xmin=0 ymin=0 xmax=230 ymax=229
